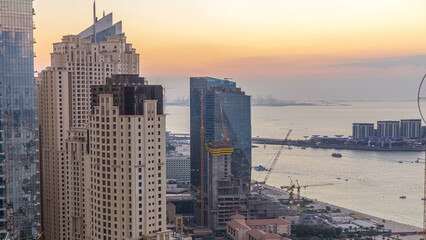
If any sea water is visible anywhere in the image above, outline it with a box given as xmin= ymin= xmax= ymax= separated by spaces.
xmin=165 ymin=100 xmax=424 ymax=227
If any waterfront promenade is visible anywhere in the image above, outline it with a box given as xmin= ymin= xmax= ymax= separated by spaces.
xmin=262 ymin=185 xmax=423 ymax=240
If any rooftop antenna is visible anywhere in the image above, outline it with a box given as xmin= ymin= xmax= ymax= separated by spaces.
xmin=93 ymin=0 xmax=97 ymax=23
xmin=93 ymin=0 xmax=97 ymax=42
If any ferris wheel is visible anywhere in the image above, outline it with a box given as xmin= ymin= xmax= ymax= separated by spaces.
xmin=417 ymin=74 xmax=426 ymax=124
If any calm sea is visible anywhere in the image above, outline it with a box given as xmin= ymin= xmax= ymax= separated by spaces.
xmin=165 ymin=100 xmax=424 ymax=227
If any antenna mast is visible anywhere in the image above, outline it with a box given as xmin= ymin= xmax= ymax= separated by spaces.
xmin=93 ymin=0 xmax=97 ymax=42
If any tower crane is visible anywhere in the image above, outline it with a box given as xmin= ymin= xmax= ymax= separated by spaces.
xmin=254 ymin=129 xmax=292 ymax=186
xmin=281 ymin=180 xmax=333 ymax=214
xmin=219 ymin=102 xmax=228 ymax=144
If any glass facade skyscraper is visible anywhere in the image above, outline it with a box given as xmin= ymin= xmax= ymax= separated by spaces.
xmin=190 ymin=77 xmax=251 ymax=192
xmin=0 ymin=0 xmax=39 ymax=239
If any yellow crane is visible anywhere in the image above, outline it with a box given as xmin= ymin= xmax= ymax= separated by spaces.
xmin=253 ymin=129 xmax=292 ymax=186
xmin=281 ymin=180 xmax=333 ymax=214
xmin=219 ymin=102 xmax=228 ymax=144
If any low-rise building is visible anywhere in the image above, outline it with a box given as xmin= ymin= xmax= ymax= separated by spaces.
xmin=166 ymin=154 xmax=190 ymax=186
xmin=246 ymin=219 xmax=291 ymax=235
xmin=227 ymin=215 xmax=291 ymax=240
xmin=227 ymin=215 xmax=251 ymax=240
xmin=247 ymin=229 xmax=289 ymax=240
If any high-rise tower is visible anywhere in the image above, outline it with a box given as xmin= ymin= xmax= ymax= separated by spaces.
xmin=190 ymin=77 xmax=251 ymax=227
xmin=37 ymin=12 xmax=139 ymax=239
xmin=0 ymin=0 xmax=40 ymax=239
xmin=89 ymin=74 xmax=169 ymax=239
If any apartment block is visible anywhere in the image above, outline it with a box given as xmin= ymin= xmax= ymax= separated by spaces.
xmin=37 ymin=13 xmax=140 ymax=239
xmin=166 ymin=155 xmax=190 ymax=185
xmin=88 ymin=74 xmax=169 ymax=239
xmin=376 ymin=121 xmax=399 ymax=138
xmin=400 ymin=119 xmax=422 ymax=139
xmin=226 ymin=215 xmax=291 ymax=240
xmin=352 ymin=123 xmax=374 ymax=140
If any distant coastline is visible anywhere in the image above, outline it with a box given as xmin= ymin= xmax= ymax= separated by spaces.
xmin=252 ymin=138 xmax=425 ymax=152
xmin=165 ymin=98 xmax=352 ymax=107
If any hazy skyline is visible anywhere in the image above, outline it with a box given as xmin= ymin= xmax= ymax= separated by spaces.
xmin=34 ymin=0 xmax=426 ymax=100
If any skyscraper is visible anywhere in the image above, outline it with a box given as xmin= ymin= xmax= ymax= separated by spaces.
xmin=190 ymin=77 xmax=251 ymax=226
xmin=37 ymin=11 xmax=139 ymax=239
xmin=206 ymin=142 xmax=248 ymax=231
xmin=0 ymin=0 xmax=40 ymax=239
xmin=89 ymin=74 xmax=169 ymax=239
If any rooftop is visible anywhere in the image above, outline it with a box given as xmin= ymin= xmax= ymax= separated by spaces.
xmin=192 ymin=229 xmax=213 ymax=235
xmin=246 ymin=218 xmax=291 ymax=226
xmin=78 ymin=4 xmax=123 ymax=43
xmin=227 ymin=220 xmax=250 ymax=230
xmin=247 ymin=229 xmax=285 ymax=240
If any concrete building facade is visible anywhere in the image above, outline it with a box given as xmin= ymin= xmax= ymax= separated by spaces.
xmin=376 ymin=121 xmax=400 ymax=139
xmin=206 ymin=143 xmax=248 ymax=231
xmin=36 ymin=12 xmax=159 ymax=240
xmin=166 ymin=155 xmax=190 ymax=185
xmin=88 ymin=75 xmax=169 ymax=239
xmin=226 ymin=215 xmax=290 ymax=240
xmin=400 ymin=119 xmax=422 ymax=139
xmin=352 ymin=123 xmax=374 ymax=140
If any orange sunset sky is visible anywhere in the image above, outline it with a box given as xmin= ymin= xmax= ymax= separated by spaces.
xmin=33 ymin=0 xmax=426 ymax=100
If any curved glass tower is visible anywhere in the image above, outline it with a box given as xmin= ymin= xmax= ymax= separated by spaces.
xmin=0 ymin=0 xmax=40 ymax=239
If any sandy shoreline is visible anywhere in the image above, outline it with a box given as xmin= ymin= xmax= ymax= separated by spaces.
xmin=262 ymin=185 xmax=423 ymax=239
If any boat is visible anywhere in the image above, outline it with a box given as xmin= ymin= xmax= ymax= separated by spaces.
xmin=253 ymin=165 xmax=269 ymax=171
xmin=398 ymin=161 xmax=403 ymax=164
xmin=400 ymin=196 xmax=406 ymax=199
xmin=301 ymin=147 xmax=306 ymax=149
xmin=332 ymin=153 xmax=342 ymax=158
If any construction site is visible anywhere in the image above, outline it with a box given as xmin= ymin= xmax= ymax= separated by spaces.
xmin=166 ymin=77 xmax=426 ymax=239
xmin=166 ymin=128 xmax=426 ymax=240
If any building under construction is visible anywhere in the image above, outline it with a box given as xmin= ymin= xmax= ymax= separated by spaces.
xmin=206 ymin=142 xmax=249 ymax=231
xmin=190 ymin=77 xmax=251 ymax=229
